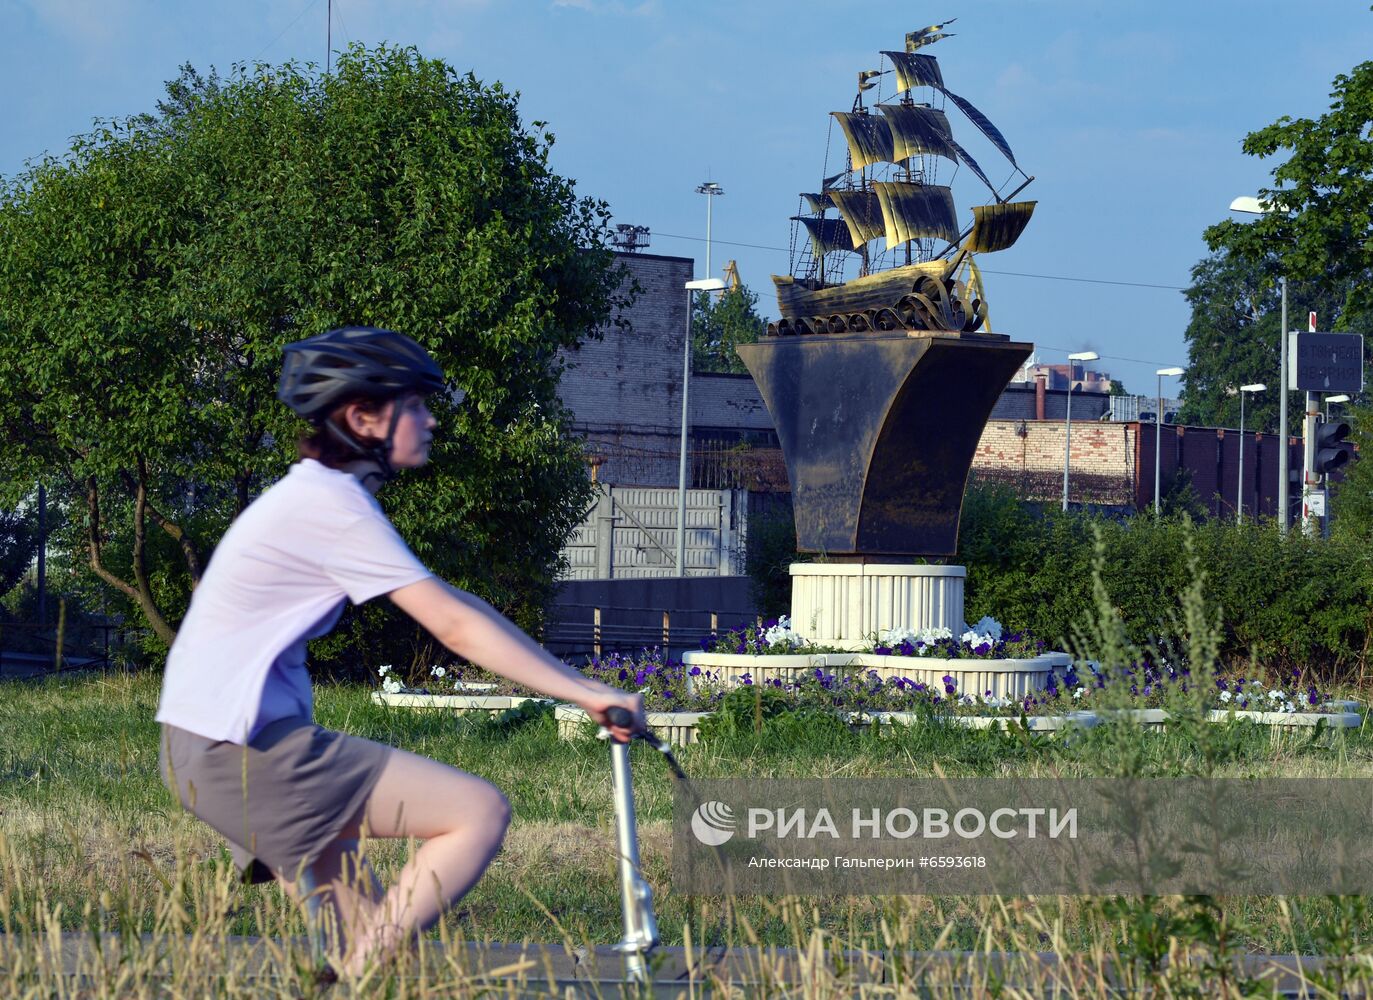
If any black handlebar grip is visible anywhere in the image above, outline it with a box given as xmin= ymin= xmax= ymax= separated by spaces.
xmin=605 ymin=706 xmax=636 ymax=730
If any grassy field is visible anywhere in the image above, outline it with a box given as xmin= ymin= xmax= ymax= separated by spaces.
xmin=5 ymin=669 xmax=1373 ymax=996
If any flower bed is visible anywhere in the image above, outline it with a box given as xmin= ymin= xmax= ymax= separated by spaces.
xmin=682 ymin=650 xmax=1064 ymax=702
xmin=369 ymin=644 xmax=1361 ymax=738
xmin=553 ymin=705 xmax=707 ymax=747
xmin=371 ymin=692 xmax=550 ymax=713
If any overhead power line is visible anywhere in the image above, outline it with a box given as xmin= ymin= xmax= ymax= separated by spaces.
xmin=651 ymin=230 xmax=1185 ymax=292
xmin=251 ymin=0 xmax=324 ymax=65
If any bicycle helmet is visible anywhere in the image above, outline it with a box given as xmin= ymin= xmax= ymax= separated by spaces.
xmin=278 ymin=326 xmax=447 ymax=483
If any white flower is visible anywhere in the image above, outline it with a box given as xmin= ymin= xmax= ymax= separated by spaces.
xmin=879 ymin=626 xmax=917 ymax=647
xmin=382 ymin=677 xmax=402 ymax=694
xmin=1220 ymin=690 xmax=1233 ymax=703
xmin=764 ymin=621 xmax=804 ymax=648
xmin=378 ymin=664 xmax=392 ymax=676
xmin=430 ymin=665 xmax=447 ymax=678
xmin=1073 ymin=687 xmax=1085 ymax=700
xmin=1268 ymin=689 xmax=1284 ymax=701
xmin=915 ymin=626 xmax=953 ymax=646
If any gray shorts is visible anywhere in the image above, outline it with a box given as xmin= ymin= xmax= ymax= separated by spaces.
xmin=160 ymin=717 xmax=391 ymax=884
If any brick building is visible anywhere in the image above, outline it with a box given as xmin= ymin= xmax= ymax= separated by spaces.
xmin=970 ymin=419 xmax=1300 ymax=518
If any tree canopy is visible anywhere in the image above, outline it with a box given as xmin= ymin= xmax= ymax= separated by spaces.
xmin=1174 ymin=250 xmax=1357 ymax=432
xmin=691 ymin=284 xmax=768 ymax=375
xmin=0 ymin=45 xmax=626 ymax=657
xmin=1203 ymin=58 xmax=1373 ymax=322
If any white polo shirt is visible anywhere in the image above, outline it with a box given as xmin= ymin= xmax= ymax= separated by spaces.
xmin=156 ymin=459 xmax=433 ymax=743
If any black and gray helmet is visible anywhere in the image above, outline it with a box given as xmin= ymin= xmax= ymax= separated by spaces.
xmin=278 ymin=326 xmax=447 ymax=483
xmin=278 ymin=326 xmax=445 ymax=420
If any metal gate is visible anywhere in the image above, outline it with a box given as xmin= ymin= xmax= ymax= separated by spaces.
xmin=560 ymin=484 xmax=746 ymax=580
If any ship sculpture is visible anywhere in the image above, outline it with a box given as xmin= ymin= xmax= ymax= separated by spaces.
xmin=769 ymin=20 xmax=1034 ymax=337
xmin=737 ymin=21 xmax=1035 ymax=560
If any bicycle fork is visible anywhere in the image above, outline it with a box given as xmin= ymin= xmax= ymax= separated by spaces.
xmin=609 ymin=738 xmax=659 ymax=984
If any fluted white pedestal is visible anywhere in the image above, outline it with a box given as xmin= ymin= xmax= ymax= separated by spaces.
xmin=789 ymin=563 xmax=965 ymax=650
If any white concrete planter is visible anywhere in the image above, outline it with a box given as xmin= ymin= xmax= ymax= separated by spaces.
xmin=683 ymin=650 xmax=1061 ymax=701
xmin=1092 ymin=706 xmax=1362 ymax=729
xmin=372 ymin=692 xmax=550 ymax=714
xmin=1207 ymin=708 xmax=1362 ymax=728
xmin=1093 ymin=708 xmax=1170 ymax=727
xmin=553 ymin=705 xmax=706 ymax=747
xmin=684 ymin=653 xmax=825 ymax=672
xmin=849 ymin=710 xmax=1100 ymax=733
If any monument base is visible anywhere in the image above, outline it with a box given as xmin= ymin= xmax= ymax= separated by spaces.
xmin=789 ymin=563 xmax=965 ymax=650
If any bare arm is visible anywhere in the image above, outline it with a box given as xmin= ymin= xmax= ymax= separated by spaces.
xmin=388 ymin=577 xmax=644 ymax=739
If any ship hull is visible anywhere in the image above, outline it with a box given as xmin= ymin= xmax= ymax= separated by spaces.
xmin=772 ymin=260 xmax=951 ymax=319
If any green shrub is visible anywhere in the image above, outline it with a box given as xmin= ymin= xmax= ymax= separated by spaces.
xmin=959 ymin=483 xmax=1373 ymax=680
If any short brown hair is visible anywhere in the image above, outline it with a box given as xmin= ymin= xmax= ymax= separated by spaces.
xmin=295 ymin=394 xmax=391 ymax=469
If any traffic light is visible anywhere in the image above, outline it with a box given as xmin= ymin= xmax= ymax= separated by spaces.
xmin=1315 ymin=418 xmax=1354 ymax=476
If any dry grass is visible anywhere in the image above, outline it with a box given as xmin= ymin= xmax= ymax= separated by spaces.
xmin=6 ymin=670 xmax=1373 ymax=996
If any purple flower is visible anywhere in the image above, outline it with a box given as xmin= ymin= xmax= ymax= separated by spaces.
xmin=874 ymin=645 xmax=893 ymax=656
xmin=898 ymin=640 xmax=916 ymax=657
xmin=689 ymin=666 xmax=701 ymax=676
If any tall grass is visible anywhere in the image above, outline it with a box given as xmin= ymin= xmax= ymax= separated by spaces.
xmin=5 ymin=545 xmax=1373 ymax=995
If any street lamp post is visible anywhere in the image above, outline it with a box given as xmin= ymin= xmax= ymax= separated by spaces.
xmin=1325 ymin=393 xmax=1350 ymax=421
xmin=1154 ymin=367 xmax=1185 ymax=514
xmin=678 ymin=277 xmax=728 ymax=577
xmin=695 ymin=181 xmax=724 ymax=283
xmin=1230 ymin=196 xmax=1290 ymax=533
xmin=1237 ymin=383 xmax=1266 ymax=524
xmin=1062 ymin=351 xmax=1099 ymax=511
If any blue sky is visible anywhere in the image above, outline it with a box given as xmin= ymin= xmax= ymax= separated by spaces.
xmin=5 ymin=0 xmax=1373 ymax=393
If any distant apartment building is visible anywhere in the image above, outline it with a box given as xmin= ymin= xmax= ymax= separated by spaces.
xmin=1018 ymin=358 xmax=1114 ymax=394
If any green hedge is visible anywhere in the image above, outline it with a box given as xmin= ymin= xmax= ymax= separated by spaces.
xmin=959 ymin=485 xmax=1373 ymax=678
xmin=745 ymin=483 xmax=1373 ymax=679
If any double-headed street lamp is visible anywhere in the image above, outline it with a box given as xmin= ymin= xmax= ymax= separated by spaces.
xmin=1230 ymin=195 xmax=1291 ymax=533
xmin=1154 ymin=366 xmax=1185 ymax=514
xmin=1237 ymin=383 xmax=1266 ymax=524
xmin=1062 ymin=350 xmax=1099 ymax=511
xmin=677 ymin=276 xmax=728 ymax=576
xmin=695 ymin=181 xmax=725 ymax=284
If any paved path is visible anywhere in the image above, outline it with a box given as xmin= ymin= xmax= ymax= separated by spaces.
xmin=11 ymin=934 xmax=1343 ymax=997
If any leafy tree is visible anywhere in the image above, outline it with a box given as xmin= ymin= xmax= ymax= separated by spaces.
xmin=0 ymin=46 xmax=626 ymax=658
xmin=1108 ymin=380 xmax=1128 ymax=396
xmin=1330 ymin=402 xmax=1373 ymax=544
xmin=0 ymin=505 xmax=36 ymax=599
xmin=1203 ymin=56 xmax=1373 ymax=321
xmin=691 ymin=284 xmax=767 ymax=374
xmin=1172 ymin=249 xmax=1345 ymax=431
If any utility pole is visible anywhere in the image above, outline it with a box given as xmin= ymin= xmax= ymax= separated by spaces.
xmin=36 ymin=482 xmax=46 ymax=626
